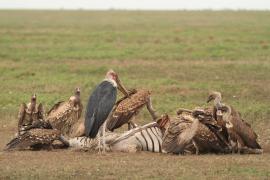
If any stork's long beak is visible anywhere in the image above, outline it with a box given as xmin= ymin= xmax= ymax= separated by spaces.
xmin=116 ymin=77 xmax=129 ymax=97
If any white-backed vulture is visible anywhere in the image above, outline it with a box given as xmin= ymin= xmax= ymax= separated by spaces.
xmin=46 ymin=88 xmax=83 ymax=137
xmin=5 ymin=129 xmax=68 ymax=150
xmin=207 ymin=91 xmax=262 ymax=153
xmin=17 ymin=94 xmax=45 ymax=135
xmin=162 ymin=110 xmax=231 ymax=154
xmin=106 ymin=89 xmax=158 ymax=131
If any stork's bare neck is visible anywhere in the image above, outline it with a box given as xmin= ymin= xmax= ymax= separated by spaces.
xmin=104 ymin=70 xmax=118 ymax=87
xmin=104 ymin=78 xmax=117 ymax=87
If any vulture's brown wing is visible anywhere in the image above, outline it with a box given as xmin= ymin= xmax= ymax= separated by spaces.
xmin=46 ymin=101 xmax=69 ymax=129
xmin=193 ymin=107 xmax=230 ymax=148
xmin=194 ymin=122 xmax=230 ymax=154
xmin=47 ymin=101 xmax=65 ymax=115
xmin=37 ymin=103 xmax=45 ymax=120
xmin=162 ymin=114 xmax=198 ymax=154
xmin=17 ymin=103 xmax=27 ymax=132
xmin=46 ymin=101 xmax=80 ymax=136
xmin=106 ymin=90 xmax=151 ymax=131
xmin=77 ymin=102 xmax=83 ymax=120
xmin=5 ymin=129 xmax=60 ymax=150
xmin=230 ymin=107 xmax=261 ymax=149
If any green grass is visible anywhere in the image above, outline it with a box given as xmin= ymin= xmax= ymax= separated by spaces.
xmin=0 ymin=10 xmax=270 ymax=179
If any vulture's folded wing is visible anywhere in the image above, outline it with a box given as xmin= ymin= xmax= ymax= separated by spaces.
xmin=5 ymin=129 xmax=61 ymax=150
xmin=106 ymin=89 xmax=150 ymax=131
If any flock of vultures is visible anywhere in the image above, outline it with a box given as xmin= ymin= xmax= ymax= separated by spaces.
xmin=5 ymin=70 xmax=263 ymax=155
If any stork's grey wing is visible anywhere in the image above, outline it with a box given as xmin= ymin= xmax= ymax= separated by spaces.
xmin=85 ymin=81 xmax=117 ymax=138
xmin=84 ymin=84 xmax=101 ymax=137
xmin=93 ymin=89 xmax=117 ymax=134
xmin=18 ymin=103 xmax=27 ymax=132
xmin=5 ymin=129 xmax=60 ymax=150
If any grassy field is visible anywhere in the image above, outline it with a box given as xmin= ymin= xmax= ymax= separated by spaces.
xmin=0 ymin=10 xmax=270 ymax=179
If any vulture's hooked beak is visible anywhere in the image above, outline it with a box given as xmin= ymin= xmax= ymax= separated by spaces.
xmin=206 ymin=95 xmax=214 ymax=103
xmin=75 ymin=87 xmax=81 ymax=96
xmin=32 ymin=94 xmax=37 ymax=101
xmin=116 ymin=77 xmax=129 ymax=97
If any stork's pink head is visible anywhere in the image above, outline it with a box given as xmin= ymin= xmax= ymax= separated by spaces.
xmin=105 ymin=69 xmax=129 ymax=97
xmin=105 ymin=69 xmax=118 ymax=82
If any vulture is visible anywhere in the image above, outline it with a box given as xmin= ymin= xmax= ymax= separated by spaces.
xmin=17 ymin=94 xmax=45 ymax=135
xmin=5 ymin=129 xmax=68 ymax=150
xmin=207 ymin=91 xmax=262 ymax=153
xmin=162 ymin=110 xmax=231 ymax=154
xmin=46 ymin=88 xmax=83 ymax=137
xmin=84 ymin=70 xmax=129 ymax=152
xmin=106 ymin=89 xmax=157 ymax=132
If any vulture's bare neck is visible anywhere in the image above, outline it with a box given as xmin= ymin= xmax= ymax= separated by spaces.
xmin=214 ymin=95 xmax=222 ymax=109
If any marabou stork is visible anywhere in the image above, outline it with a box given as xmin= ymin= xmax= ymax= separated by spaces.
xmin=85 ymin=70 xmax=129 ymax=152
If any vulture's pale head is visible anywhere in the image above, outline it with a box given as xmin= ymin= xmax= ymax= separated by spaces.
xmin=31 ymin=94 xmax=37 ymax=103
xmin=75 ymin=87 xmax=80 ymax=97
xmin=207 ymin=91 xmax=222 ymax=103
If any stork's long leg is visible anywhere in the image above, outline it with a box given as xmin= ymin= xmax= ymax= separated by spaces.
xmin=98 ymin=131 xmax=101 ymax=153
xmin=146 ymin=97 xmax=158 ymax=121
xmin=102 ymin=121 xmax=107 ymax=153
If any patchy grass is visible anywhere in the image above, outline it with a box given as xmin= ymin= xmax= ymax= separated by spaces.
xmin=0 ymin=10 xmax=270 ymax=179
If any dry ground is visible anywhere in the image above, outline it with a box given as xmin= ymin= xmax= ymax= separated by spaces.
xmin=0 ymin=10 xmax=270 ymax=179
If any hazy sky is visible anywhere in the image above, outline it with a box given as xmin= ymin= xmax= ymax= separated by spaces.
xmin=0 ymin=0 xmax=269 ymax=10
